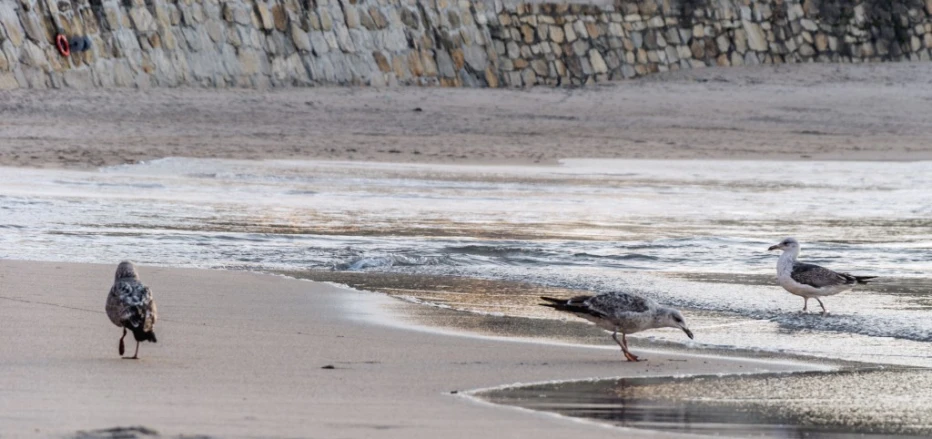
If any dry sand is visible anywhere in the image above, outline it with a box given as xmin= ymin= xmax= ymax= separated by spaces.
xmin=2 ymin=63 xmax=932 ymax=169
xmin=0 ymin=260 xmax=821 ymax=438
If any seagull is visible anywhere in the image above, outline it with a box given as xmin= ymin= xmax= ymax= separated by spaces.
xmin=105 ymin=261 xmax=158 ymax=359
xmin=768 ymin=237 xmax=876 ymax=315
xmin=540 ymin=292 xmax=694 ymax=362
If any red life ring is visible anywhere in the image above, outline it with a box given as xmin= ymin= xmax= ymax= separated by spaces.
xmin=55 ymin=34 xmax=70 ymax=56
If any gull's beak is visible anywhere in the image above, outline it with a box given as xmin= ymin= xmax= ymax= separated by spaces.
xmin=681 ymin=326 xmax=694 ymax=340
xmin=767 ymin=244 xmax=781 ymax=251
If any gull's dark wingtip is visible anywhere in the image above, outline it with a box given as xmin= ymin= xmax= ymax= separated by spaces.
xmin=539 ymin=296 xmax=565 ymax=309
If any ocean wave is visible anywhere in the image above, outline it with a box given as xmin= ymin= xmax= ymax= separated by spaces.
xmin=444 ymin=245 xmax=557 ymax=257
xmin=334 ymin=254 xmax=457 ymax=271
xmin=770 ymin=313 xmax=932 ymax=343
xmin=572 ymin=252 xmax=660 ymax=261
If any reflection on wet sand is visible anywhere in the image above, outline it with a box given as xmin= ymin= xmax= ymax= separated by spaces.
xmin=478 ymin=368 xmax=932 ymax=438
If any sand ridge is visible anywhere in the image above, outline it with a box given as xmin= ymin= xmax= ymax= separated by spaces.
xmin=2 ymin=63 xmax=932 ymax=170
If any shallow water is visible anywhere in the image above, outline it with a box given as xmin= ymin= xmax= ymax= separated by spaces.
xmin=1 ymin=158 xmax=931 ymax=366
xmin=478 ymin=368 xmax=932 ymax=438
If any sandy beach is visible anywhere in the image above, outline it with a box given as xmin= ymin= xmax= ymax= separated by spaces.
xmin=0 ymin=259 xmax=821 ymax=438
xmin=2 ymin=63 xmax=932 ymax=169
xmin=2 ymin=62 xmax=931 ymax=437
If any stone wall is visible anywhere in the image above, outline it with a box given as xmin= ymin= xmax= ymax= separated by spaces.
xmin=1 ymin=0 xmax=931 ymax=89
xmin=0 ymin=0 xmax=497 ymax=88
xmin=484 ymin=0 xmax=932 ymax=86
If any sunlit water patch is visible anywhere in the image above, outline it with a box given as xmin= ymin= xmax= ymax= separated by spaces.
xmin=1 ymin=158 xmax=931 ymax=366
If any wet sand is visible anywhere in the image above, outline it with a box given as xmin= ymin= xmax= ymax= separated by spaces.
xmin=3 ymin=63 xmax=932 ymax=169
xmin=0 ymin=259 xmax=822 ymax=438
xmin=480 ymin=368 xmax=932 ymax=437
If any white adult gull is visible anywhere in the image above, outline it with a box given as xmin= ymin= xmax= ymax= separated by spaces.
xmin=768 ymin=237 xmax=876 ymax=315
xmin=105 ymin=261 xmax=158 ymax=359
xmin=540 ymin=291 xmax=693 ymax=362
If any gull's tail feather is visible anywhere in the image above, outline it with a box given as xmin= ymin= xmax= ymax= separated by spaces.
xmin=130 ymin=326 xmax=157 ymax=343
xmin=539 ymin=295 xmax=592 ymax=312
xmin=854 ymin=275 xmax=877 ymax=285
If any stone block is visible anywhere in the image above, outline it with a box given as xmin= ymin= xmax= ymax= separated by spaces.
xmin=451 ymin=48 xmax=466 ymax=70
xmin=550 ymin=25 xmax=564 ymax=43
xmin=564 ymin=22 xmax=577 ymax=42
xmin=742 ymin=21 xmax=766 ymax=51
xmin=400 ymin=8 xmax=419 ymax=29
xmin=255 ymin=3 xmax=274 ymax=30
xmin=436 ymin=49 xmax=455 ymax=77
xmin=319 ymin=10 xmax=334 ymax=31
xmin=815 ymin=33 xmax=829 ymax=52
xmin=506 ymin=41 xmax=519 ymax=58
xmin=589 ymin=49 xmax=607 ymax=73
xmin=335 ymin=26 xmax=355 ymax=52
xmin=310 ymin=31 xmax=330 ymax=54
xmin=392 ymin=55 xmax=408 ymax=79
xmin=420 ymin=50 xmax=437 ymax=76
xmin=20 ymin=40 xmax=48 ymax=70
xmin=734 ymin=29 xmax=748 ymax=53
xmin=573 ymin=20 xmax=587 ymax=39
xmin=520 ymin=67 xmax=536 ymax=86
xmin=521 ymin=24 xmax=534 ymax=43
xmin=368 ymin=8 xmax=388 ymax=29
xmin=665 ymin=45 xmax=679 ymax=63
xmin=130 ymin=7 xmax=157 ymax=32
xmin=272 ymin=5 xmax=287 ymax=31
xmin=494 ymin=40 xmax=506 ymax=55
xmin=799 ymin=43 xmax=815 ymax=57
xmin=531 ymin=58 xmax=548 ymax=76
xmin=0 ymin=72 xmax=18 ymax=89
xmin=571 ymin=40 xmax=589 ymax=55
xmin=345 ymin=6 xmax=360 ymax=29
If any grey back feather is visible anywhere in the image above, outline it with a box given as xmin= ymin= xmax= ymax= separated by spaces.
xmin=791 ymin=262 xmax=856 ymax=288
xmin=586 ymin=292 xmax=654 ymax=319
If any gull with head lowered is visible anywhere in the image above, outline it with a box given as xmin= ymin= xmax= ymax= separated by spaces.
xmin=768 ymin=237 xmax=876 ymax=315
xmin=540 ymin=291 xmax=693 ymax=362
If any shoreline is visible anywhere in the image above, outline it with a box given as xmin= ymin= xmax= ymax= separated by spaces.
xmin=0 ymin=259 xmax=829 ymax=438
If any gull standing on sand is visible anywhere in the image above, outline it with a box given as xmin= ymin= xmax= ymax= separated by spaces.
xmin=106 ymin=261 xmax=158 ymax=359
xmin=768 ymin=237 xmax=876 ymax=315
xmin=540 ymin=292 xmax=693 ymax=362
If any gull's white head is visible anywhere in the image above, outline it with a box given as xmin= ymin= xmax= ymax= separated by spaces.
xmin=768 ymin=237 xmax=800 ymax=253
xmin=656 ymin=308 xmax=694 ymax=340
xmin=115 ymin=261 xmax=139 ymax=281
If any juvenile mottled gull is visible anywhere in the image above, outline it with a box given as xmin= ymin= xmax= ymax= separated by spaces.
xmin=540 ymin=292 xmax=694 ymax=362
xmin=105 ymin=261 xmax=158 ymax=359
xmin=768 ymin=237 xmax=876 ymax=315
